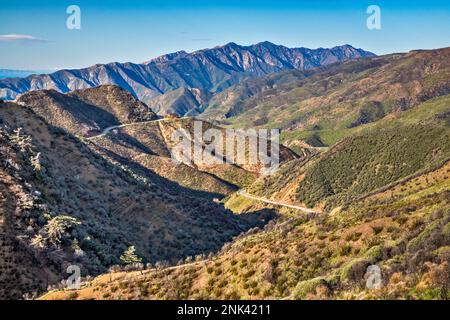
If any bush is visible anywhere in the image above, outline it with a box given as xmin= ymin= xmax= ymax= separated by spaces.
xmin=340 ymin=258 xmax=371 ymax=283
xmin=339 ymin=244 xmax=352 ymax=256
xmin=67 ymin=291 xmax=79 ymax=300
xmin=293 ymin=277 xmax=328 ymax=299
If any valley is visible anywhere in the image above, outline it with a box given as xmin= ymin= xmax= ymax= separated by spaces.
xmin=0 ymin=43 xmax=449 ymax=300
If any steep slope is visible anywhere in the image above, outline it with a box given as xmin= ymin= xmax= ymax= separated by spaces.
xmin=294 ymin=95 xmax=450 ymax=209
xmin=200 ymin=69 xmax=313 ymax=120
xmin=0 ymin=42 xmax=374 ymax=109
xmin=0 ymin=102 xmax=270 ymax=299
xmin=69 ymin=85 xmax=157 ymax=124
xmin=87 ymin=120 xmax=242 ymax=198
xmin=42 ymin=160 xmax=450 ymax=300
xmin=203 ymin=47 xmax=450 ymax=146
xmin=15 ymin=46 xmax=450 ymax=302
xmin=147 ymin=87 xmax=212 ymax=116
xmin=231 ymin=94 xmax=450 ymax=212
xmin=40 ymin=93 xmax=450 ymax=301
xmin=13 ymin=86 xmax=297 ymax=198
xmin=15 ymin=85 xmax=157 ymax=137
xmin=88 ymin=117 xmax=297 ymax=196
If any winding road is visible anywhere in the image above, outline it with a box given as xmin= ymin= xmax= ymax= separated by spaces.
xmin=86 ymin=118 xmax=173 ymax=140
xmin=86 ymin=118 xmax=318 ymax=214
xmin=237 ymin=190 xmax=318 ymax=213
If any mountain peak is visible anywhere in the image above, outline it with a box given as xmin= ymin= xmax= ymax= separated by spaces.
xmin=253 ymin=41 xmax=279 ymax=47
xmin=0 ymin=42 xmax=376 ymax=102
xmin=216 ymin=42 xmax=240 ymax=50
xmin=144 ymin=50 xmax=188 ymax=65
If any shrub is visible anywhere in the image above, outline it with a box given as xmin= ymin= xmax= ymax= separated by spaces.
xmin=339 ymin=244 xmax=352 ymax=256
xmin=339 ymin=258 xmax=371 ymax=283
xmin=31 ymin=215 xmax=81 ymax=249
xmin=67 ymin=291 xmax=79 ymax=300
xmin=293 ymin=277 xmax=328 ymax=299
xmin=372 ymin=226 xmax=384 ymax=235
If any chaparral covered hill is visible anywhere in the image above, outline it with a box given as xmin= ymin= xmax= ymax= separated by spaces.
xmin=40 ymin=47 xmax=450 ymax=301
xmin=202 ymin=47 xmax=450 ymax=147
xmin=13 ymin=85 xmax=299 ymax=197
xmin=0 ymin=101 xmax=273 ymax=299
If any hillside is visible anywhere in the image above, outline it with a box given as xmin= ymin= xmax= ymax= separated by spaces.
xmin=0 ymin=102 xmax=271 ymax=299
xmin=87 ymin=119 xmax=243 ymax=198
xmin=147 ymin=87 xmax=212 ymax=116
xmin=16 ymin=85 xmax=157 ymax=137
xmin=88 ymin=117 xmax=298 ymax=196
xmin=296 ymin=120 xmax=450 ymax=209
xmin=0 ymin=42 xmax=374 ymax=111
xmin=42 ymin=159 xmax=450 ymax=300
xmin=40 ymin=93 xmax=450 ymax=300
xmin=231 ymin=94 xmax=450 ymax=212
xmin=12 ymin=85 xmax=298 ymax=198
xmin=38 ymin=50 xmax=450 ymax=300
xmin=203 ymin=47 xmax=450 ymax=146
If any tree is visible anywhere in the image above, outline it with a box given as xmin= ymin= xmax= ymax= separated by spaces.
xmin=31 ymin=215 xmax=81 ymax=249
xmin=46 ymin=216 xmax=81 ymax=246
xmin=30 ymin=152 xmax=42 ymax=173
xmin=30 ymin=234 xmax=46 ymax=249
xmin=120 ymin=246 xmax=142 ymax=265
xmin=11 ymin=128 xmax=32 ymax=153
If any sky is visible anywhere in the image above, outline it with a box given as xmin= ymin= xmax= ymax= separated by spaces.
xmin=0 ymin=0 xmax=449 ymax=70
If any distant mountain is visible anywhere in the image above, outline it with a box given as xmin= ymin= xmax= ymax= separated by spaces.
xmin=0 ymin=42 xmax=375 ymax=113
xmin=147 ymin=87 xmax=212 ymax=116
xmin=0 ymin=69 xmax=52 ymax=79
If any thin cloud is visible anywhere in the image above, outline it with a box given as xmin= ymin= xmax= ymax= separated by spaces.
xmin=0 ymin=34 xmax=49 ymax=42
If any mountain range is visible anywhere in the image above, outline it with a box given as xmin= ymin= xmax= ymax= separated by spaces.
xmin=0 ymin=69 xmax=52 ymax=80
xmin=0 ymin=42 xmax=374 ymax=116
xmin=0 ymin=42 xmax=449 ymax=301
xmin=202 ymin=48 xmax=450 ymax=144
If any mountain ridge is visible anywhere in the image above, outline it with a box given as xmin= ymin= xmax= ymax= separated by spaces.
xmin=15 ymin=85 xmax=157 ymax=137
xmin=0 ymin=42 xmax=375 ymax=109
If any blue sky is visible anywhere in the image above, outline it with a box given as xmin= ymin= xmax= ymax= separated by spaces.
xmin=1 ymin=0 xmax=449 ymax=69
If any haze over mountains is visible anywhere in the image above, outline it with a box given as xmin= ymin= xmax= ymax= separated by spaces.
xmin=0 ymin=42 xmax=374 ymax=116
xmin=0 ymin=69 xmax=53 ymax=80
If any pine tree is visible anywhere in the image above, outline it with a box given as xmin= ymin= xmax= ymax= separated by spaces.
xmin=120 ymin=246 xmax=142 ymax=265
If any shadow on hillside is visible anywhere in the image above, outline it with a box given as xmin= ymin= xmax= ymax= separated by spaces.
xmin=1 ymin=112 xmax=278 ymax=299
xmin=81 ymin=133 xmax=278 ymax=260
xmin=104 ymin=131 xmax=158 ymax=156
xmin=93 ymin=143 xmax=239 ymax=200
xmin=0 ymin=180 xmax=61 ymax=300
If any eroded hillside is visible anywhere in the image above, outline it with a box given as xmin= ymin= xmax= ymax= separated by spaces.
xmin=0 ymin=102 xmax=272 ymax=299
xmin=42 ymin=160 xmax=450 ymax=300
xmin=16 ymin=85 xmax=157 ymax=137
